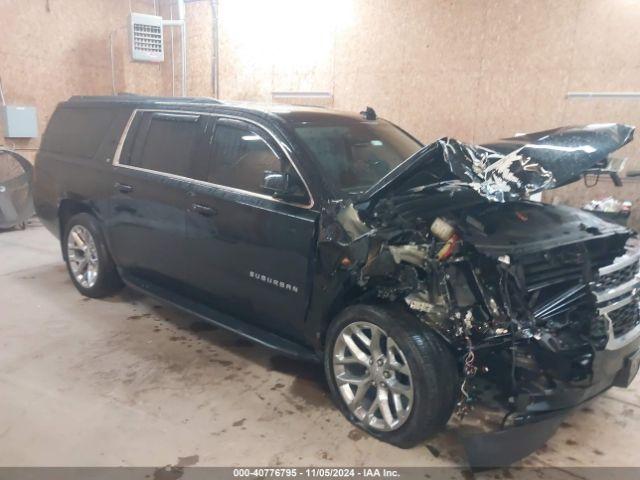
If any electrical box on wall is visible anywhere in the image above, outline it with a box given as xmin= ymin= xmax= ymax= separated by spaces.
xmin=130 ymin=13 xmax=164 ymax=63
xmin=1 ymin=106 xmax=38 ymax=138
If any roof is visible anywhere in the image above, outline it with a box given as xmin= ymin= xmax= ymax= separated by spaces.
xmin=65 ymin=94 xmax=365 ymax=125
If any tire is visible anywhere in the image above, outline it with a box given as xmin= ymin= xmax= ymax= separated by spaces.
xmin=324 ymin=304 xmax=459 ymax=448
xmin=63 ymin=212 xmax=123 ymax=298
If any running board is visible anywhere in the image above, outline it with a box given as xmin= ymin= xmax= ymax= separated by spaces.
xmin=121 ymin=272 xmax=320 ymax=362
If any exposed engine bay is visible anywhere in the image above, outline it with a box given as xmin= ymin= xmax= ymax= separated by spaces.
xmin=321 ymin=123 xmax=640 ymax=465
xmin=353 ymin=197 xmax=636 ymax=412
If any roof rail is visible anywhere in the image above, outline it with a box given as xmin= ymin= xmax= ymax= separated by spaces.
xmin=67 ymin=95 xmax=224 ymax=105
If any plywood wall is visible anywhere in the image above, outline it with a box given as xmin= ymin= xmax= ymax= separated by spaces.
xmin=1 ymin=0 xmax=639 ymax=226
xmin=0 ymin=0 xmax=164 ymax=160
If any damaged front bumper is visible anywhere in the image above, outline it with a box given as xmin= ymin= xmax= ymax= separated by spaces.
xmin=461 ymin=410 xmax=568 ymax=468
xmin=461 ymin=341 xmax=640 ymax=468
xmin=461 ymin=298 xmax=640 ymax=468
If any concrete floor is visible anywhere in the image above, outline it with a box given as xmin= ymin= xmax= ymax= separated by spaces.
xmin=1 ymin=221 xmax=640 ymax=474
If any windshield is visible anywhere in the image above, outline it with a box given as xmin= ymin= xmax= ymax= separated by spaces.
xmin=294 ymin=119 xmax=421 ymax=194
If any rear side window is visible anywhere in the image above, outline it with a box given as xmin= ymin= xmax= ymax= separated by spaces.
xmin=126 ymin=112 xmax=206 ymax=178
xmin=41 ymin=107 xmax=115 ymax=158
xmin=207 ymin=120 xmax=281 ymax=193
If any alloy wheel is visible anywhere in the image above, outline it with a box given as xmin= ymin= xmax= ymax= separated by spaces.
xmin=332 ymin=321 xmax=414 ymax=431
xmin=67 ymin=225 xmax=99 ymax=289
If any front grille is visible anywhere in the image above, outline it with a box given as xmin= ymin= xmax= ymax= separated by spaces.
xmin=596 ymin=262 xmax=638 ymax=289
xmin=591 ymin=252 xmax=640 ymax=345
xmin=524 ymin=262 xmax=584 ymax=291
xmin=517 ymin=241 xmax=638 ymax=348
xmin=522 ymin=248 xmax=616 ymax=292
xmin=610 ymin=300 xmax=640 ymax=337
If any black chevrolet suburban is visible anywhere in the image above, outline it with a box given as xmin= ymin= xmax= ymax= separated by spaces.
xmin=34 ymin=95 xmax=640 ymax=465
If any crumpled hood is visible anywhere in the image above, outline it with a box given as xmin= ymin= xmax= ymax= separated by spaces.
xmin=361 ymin=123 xmax=634 ymax=203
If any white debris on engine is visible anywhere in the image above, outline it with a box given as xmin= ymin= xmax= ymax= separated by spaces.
xmin=388 ymin=244 xmax=428 ymax=267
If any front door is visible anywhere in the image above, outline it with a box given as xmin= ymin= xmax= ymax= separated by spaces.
xmin=107 ymin=110 xmax=211 ymax=289
xmin=185 ymin=117 xmax=318 ymax=341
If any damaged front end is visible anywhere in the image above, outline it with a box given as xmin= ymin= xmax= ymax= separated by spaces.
xmin=324 ymin=123 xmax=640 ymax=466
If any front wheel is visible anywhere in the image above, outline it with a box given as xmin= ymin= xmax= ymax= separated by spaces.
xmin=63 ymin=213 xmax=123 ymax=298
xmin=324 ymin=304 xmax=459 ymax=448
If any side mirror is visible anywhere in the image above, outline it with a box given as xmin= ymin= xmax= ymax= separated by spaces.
xmin=262 ymin=170 xmax=289 ymax=194
xmin=262 ymin=170 xmax=308 ymax=203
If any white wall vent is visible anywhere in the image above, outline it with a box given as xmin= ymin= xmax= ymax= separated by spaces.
xmin=130 ymin=13 xmax=164 ymax=63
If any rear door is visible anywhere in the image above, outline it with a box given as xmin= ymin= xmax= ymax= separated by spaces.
xmin=185 ymin=116 xmax=319 ymax=341
xmin=107 ymin=110 xmax=211 ymax=289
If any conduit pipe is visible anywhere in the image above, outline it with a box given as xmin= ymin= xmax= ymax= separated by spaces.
xmin=163 ymin=0 xmax=187 ymax=96
xmin=567 ymin=92 xmax=640 ymax=99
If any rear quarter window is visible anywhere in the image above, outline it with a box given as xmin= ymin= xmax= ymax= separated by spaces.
xmin=40 ymin=107 xmax=116 ymax=158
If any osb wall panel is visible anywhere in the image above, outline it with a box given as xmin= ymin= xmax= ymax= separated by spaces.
xmin=215 ymin=0 xmax=640 ymax=228
xmin=217 ymin=0 xmax=336 ymax=102
xmin=1 ymin=0 xmax=638 ymax=226
xmin=0 ymin=0 xmax=168 ymax=161
xmin=184 ymin=1 xmax=213 ymax=97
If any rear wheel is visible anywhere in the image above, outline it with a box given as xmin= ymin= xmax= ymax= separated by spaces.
xmin=63 ymin=213 xmax=123 ymax=298
xmin=324 ymin=304 xmax=458 ymax=447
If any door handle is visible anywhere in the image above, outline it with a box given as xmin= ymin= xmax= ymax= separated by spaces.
xmin=191 ymin=203 xmax=217 ymax=217
xmin=114 ymin=182 xmax=134 ymax=194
